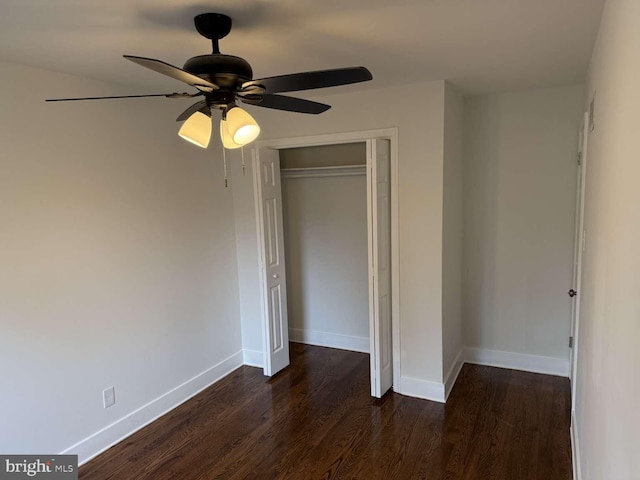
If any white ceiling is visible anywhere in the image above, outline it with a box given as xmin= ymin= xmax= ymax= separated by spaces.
xmin=0 ymin=0 xmax=604 ymax=96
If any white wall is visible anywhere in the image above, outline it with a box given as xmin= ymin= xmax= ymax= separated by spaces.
xmin=0 ymin=61 xmax=242 ymax=461
xmin=462 ymin=85 xmax=584 ymax=364
xmin=281 ymin=144 xmax=369 ymax=352
xmin=442 ymin=83 xmax=464 ymax=384
xmin=575 ymin=0 xmax=640 ymax=477
xmin=229 ymin=155 xmax=264 ymax=366
xmin=232 ymin=81 xmax=447 ymax=389
xmin=280 ymin=143 xmax=366 ymax=169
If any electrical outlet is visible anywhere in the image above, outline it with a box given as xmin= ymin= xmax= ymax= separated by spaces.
xmin=103 ymin=386 xmax=116 ymax=409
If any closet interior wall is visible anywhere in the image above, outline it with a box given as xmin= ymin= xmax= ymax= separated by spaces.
xmin=280 ymin=143 xmax=370 ymax=353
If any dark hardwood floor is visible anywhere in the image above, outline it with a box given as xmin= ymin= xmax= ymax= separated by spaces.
xmin=79 ymin=343 xmax=572 ymax=479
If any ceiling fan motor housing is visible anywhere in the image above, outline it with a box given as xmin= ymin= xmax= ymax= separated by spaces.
xmin=184 ymin=54 xmax=253 ymax=89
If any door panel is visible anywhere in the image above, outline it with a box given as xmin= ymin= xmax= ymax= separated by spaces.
xmin=270 ymin=284 xmax=284 ymax=352
xmin=367 ymin=139 xmax=393 ymax=397
xmin=256 ymin=148 xmax=290 ymax=376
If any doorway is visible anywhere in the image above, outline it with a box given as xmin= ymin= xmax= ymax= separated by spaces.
xmin=280 ymin=143 xmax=370 ymax=354
xmin=252 ymin=129 xmax=399 ymax=398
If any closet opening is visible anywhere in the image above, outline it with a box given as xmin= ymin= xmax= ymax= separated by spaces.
xmin=280 ymin=143 xmax=370 ymax=357
xmin=253 ymin=130 xmax=397 ymax=398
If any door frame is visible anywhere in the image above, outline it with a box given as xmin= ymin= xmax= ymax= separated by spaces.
xmin=252 ymin=128 xmax=400 ymax=389
xmin=570 ymin=111 xmax=589 ymax=412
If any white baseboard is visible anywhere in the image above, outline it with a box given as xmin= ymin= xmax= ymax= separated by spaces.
xmin=395 ymin=376 xmax=445 ymax=403
xmin=243 ymin=349 xmax=264 ymax=368
xmin=463 ymin=347 xmax=570 ymax=377
xmin=61 ymin=350 xmax=244 ymax=466
xmin=571 ymin=410 xmax=582 ymax=480
xmin=61 ymin=344 xmax=571 ymax=467
xmin=395 ymin=347 xmax=569 ymax=404
xmin=444 ymin=349 xmax=464 ymax=401
xmin=396 ymin=348 xmax=462 ymax=404
xmin=289 ymin=328 xmax=369 ymax=353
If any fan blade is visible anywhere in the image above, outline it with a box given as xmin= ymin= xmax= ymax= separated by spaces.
xmin=45 ymin=93 xmax=197 ymax=102
xmin=124 ymin=55 xmax=218 ymax=91
xmin=166 ymin=92 xmax=203 ymax=99
xmin=176 ymin=100 xmax=210 ymax=122
xmin=241 ymin=67 xmax=372 ymax=94
xmin=240 ymin=94 xmax=331 ymax=114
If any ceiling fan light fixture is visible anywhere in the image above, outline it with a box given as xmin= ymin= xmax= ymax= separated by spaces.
xmin=220 ymin=119 xmax=242 ymax=149
xmin=178 ymin=111 xmax=212 ymax=148
xmin=226 ymin=106 xmax=260 ymax=146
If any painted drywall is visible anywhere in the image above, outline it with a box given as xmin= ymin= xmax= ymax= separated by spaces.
xmin=280 ymin=144 xmax=369 ymax=351
xmin=462 ymin=85 xmax=584 ymax=360
xmin=442 ymin=83 xmax=464 ymax=381
xmin=0 ymin=61 xmax=242 ymax=458
xmin=280 ymin=143 xmax=367 ymax=169
xmin=232 ymin=81 xmax=446 ymax=385
xmin=228 ymin=153 xmax=264 ymax=366
xmin=575 ymin=0 xmax=640 ymax=477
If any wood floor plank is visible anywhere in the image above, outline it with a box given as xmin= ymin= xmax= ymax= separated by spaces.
xmin=79 ymin=344 xmax=572 ymax=480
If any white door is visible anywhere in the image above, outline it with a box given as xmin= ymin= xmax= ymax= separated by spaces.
xmin=255 ymin=148 xmax=290 ymax=376
xmin=570 ymin=112 xmax=589 ymax=406
xmin=367 ymin=139 xmax=393 ymax=397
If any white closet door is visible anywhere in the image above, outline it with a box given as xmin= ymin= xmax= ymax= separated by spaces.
xmin=367 ymin=139 xmax=393 ymax=397
xmin=255 ymin=147 xmax=290 ymax=376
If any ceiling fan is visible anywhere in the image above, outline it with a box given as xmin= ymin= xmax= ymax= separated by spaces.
xmin=46 ymin=13 xmax=373 ymax=149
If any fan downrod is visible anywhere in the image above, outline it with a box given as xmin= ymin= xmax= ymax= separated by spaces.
xmin=194 ymin=13 xmax=232 ymax=53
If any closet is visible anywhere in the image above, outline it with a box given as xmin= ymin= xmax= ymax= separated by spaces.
xmin=279 ymin=143 xmax=369 ymax=353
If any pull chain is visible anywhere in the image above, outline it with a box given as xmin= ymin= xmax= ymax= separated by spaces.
xmin=222 ymin=145 xmax=228 ymax=188
xmin=241 ymin=147 xmax=246 ymax=176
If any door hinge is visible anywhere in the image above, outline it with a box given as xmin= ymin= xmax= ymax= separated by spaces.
xmin=577 ymin=152 xmax=582 ymax=166
xmin=569 ymin=336 xmax=574 ymax=348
